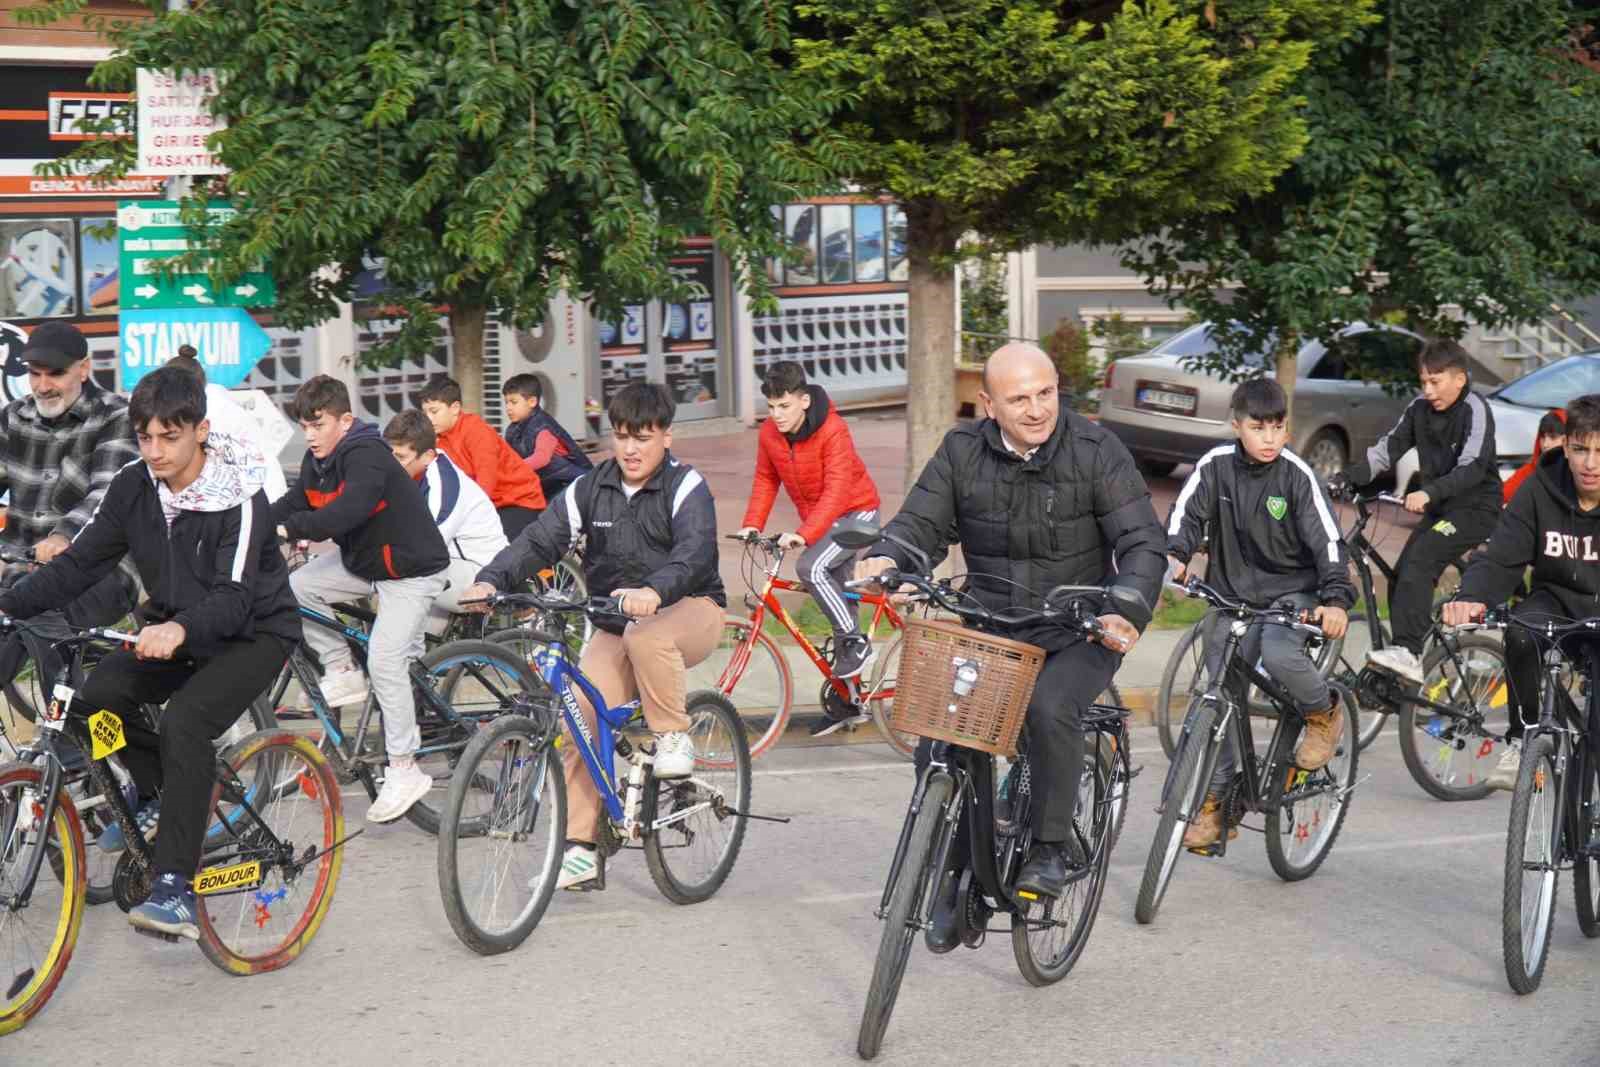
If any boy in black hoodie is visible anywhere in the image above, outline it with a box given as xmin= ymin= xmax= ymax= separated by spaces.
xmin=1168 ymin=378 xmax=1355 ymax=848
xmin=271 ymin=376 xmax=449 ymax=824
xmin=1445 ymin=393 xmax=1600 ymax=790
xmin=0 ymin=366 xmax=298 ymax=941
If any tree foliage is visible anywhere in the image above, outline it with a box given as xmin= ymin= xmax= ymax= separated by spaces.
xmin=24 ymin=0 xmax=842 ymax=402
xmin=1122 ymin=0 xmax=1600 ymax=391
xmin=793 ymin=0 xmax=1376 ymax=484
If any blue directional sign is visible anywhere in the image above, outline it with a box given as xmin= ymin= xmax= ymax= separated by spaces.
xmin=119 ymin=307 xmax=273 ymax=388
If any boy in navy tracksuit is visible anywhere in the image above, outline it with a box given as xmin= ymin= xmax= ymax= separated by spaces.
xmin=271 ymin=376 xmax=450 ymax=825
xmin=1167 ymin=378 xmax=1355 ymax=848
xmin=502 ymin=373 xmax=593 ymax=502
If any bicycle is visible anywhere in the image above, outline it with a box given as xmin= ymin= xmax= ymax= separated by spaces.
xmin=0 ymin=619 xmax=348 ymax=1034
xmin=436 ymin=591 xmax=757 ymax=956
xmin=1135 ymin=576 xmax=1360 ymax=925
xmin=839 ymin=524 xmax=1142 ymax=1061
xmin=1451 ymin=611 xmax=1600 ymax=994
xmin=253 ymin=606 xmax=546 ymax=833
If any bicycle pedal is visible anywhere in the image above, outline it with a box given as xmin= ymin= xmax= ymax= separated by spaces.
xmin=562 ymin=881 xmax=605 ymax=893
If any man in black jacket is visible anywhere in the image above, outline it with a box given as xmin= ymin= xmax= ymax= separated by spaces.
xmin=466 ymin=383 xmax=725 ymax=892
xmin=271 ymin=376 xmax=450 ymax=825
xmin=0 ymin=366 xmax=298 ymax=941
xmin=1343 ymin=338 xmax=1500 ymax=684
xmin=1445 ymin=393 xmax=1600 ymax=789
xmin=856 ymin=343 xmax=1165 ymax=913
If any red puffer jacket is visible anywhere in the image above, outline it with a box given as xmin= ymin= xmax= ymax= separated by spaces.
xmin=742 ymin=385 xmax=880 ymax=544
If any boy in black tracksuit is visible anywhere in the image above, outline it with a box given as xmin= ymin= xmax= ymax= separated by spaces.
xmin=1343 ymin=339 xmax=1501 ymax=685
xmin=0 ymin=367 xmax=298 ymax=940
xmin=271 ymin=376 xmax=450 ymax=825
xmin=1167 ymin=379 xmax=1355 ymax=848
xmin=502 ymin=373 xmax=593 ymax=501
xmin=1447 ymin=393 xmax=1600 ymax=789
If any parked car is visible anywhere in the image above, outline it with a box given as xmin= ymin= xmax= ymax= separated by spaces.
xmin=1099 ymin=322 xmax=1425 ymax=482
xmin=1391 ymin=350 xmax=1600 ymax=493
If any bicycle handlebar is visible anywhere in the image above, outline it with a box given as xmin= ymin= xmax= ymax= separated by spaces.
xmin=847 ymin=567 xmax=1113 ymax=640
xmin=1173 ymin=576 xmax=1328 ymax=636
xmin=1449 ymin=611 xmax=1600 ymax=639
xmin=462 ymin=591 xmax=629 ymax=619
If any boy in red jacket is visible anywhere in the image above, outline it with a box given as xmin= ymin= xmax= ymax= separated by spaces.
xmin=737 ymin=361 xmax=881 ymax=734
xmin=418 ymin=375 xmax=546 ymax=538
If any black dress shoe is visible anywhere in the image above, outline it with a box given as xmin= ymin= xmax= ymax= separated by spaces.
xmin=925 ymin=870 xmax=961 ymax=953
xmin=1015 ymin=840 xmax=1083 ymax=900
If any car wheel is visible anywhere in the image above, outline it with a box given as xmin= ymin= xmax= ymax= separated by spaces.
xmin=1302 ymin=428 xmax=1349 ymax=483
xmin=1137 ymin=458 xmax=1178 ymax=479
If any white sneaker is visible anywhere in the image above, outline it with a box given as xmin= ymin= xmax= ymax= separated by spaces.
xmin=1487 ymin=741 xmax=1522 ymax=792
xmin=318 ymin=667 xmax=370 ymax=708
xmin=1366 ymin=646 xmax=1425 ymax=686
xmin=367 ymin=758 xmax=432 ymax=823
xmin=555 ymin=844 xmax=600 ymax=890
xmin=653 ymin=732 xmax=695 ymax=780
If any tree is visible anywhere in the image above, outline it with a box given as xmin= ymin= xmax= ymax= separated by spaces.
xmin=25 ymin=0 xmax=842 ymax=410
xmin=793 ymin=0 xmax=1376 ymax=486
xmin=1122 ymin=0 xmax=1600 ymax=407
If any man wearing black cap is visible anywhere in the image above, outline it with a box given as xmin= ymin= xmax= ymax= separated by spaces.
xmin=0 ymin=321 xmax=139 ymax=678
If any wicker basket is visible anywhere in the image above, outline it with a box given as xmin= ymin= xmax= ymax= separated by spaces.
xmin=889 ymin=617 xmax=1046 ymax=757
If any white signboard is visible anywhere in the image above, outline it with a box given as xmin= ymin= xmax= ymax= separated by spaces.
xmin=135 ymin=69 xmax=228 ymax=176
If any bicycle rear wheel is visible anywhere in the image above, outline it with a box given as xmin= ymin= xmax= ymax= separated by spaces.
xmin=1337 ymin=612 xmax=1390 ymax=750
xmin=642 ymin=692 xmax=750 ymax=904
xmin=868 ymin=633 xmax=918 ymax=761
xmin=1573 ymin=755 xmax=1600 ymax=938
xmin=1136 ymin=695 xmax=1218 ymax=925
xmin=1012 ymin=742 xmax=1116 ymax=986
xmin=437 ymin=715 xmax=565 ymax=955
xmin=196 ymin=732 xmax=344 ymax=975
xmin=1155 ymin=624 xmax=1203 ymax=760
xmin=0 ymin=763 xmax=85 ymax=1035
xmin=1398 ymin=637 xmax=1510 ymax=802
xmin=684 ymin=619 xmax=791 ymax=762
xmin=1265 ymin=682 xmax=1358 ymax=881
xmin=858 ymin=771 xmax=952 ymax=1061
xmin=1503 ymin=732 xmax=1561 ymax=994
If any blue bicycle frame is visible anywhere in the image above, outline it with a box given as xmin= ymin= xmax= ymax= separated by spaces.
xmin=530 ymin=641 xmax=641 ymax=824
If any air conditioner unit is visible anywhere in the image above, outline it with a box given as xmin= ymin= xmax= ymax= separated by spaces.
xmin=488 ymin=294 xmax=593 ymax=441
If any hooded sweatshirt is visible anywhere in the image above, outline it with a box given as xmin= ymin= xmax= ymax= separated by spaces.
xmin=1460 ymin=448 xmax=1600 ymax=617
xmin=0 ymin=452 xmax=300 ymax=658
xmin=271 ymin=421 xmax=449 ymax=582
xmin=741 ymin=384 xmax=880 ymax=544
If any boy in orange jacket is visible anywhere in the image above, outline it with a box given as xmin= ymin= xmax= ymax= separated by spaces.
xmin=418 ymin=375 xmax=545 ymax=538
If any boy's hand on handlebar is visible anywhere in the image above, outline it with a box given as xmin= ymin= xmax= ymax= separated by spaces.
xmin=1094 ymin=614 xmax=1140 ymax=654
xmin=1312 ymin=604 xmax=1349 ymax=639
xmin=135 ymin=621 xmax=185 ymax=661
xmin=462 ymin=582 xmax=499 ymax=612
xmin=612 ymin=587 xmax=661 ymax=618
xmin=776 ymin=532 xmax=806 ymax=550
xmin=1441 ymin=600 xmax=1486 ymax=627
xmin=1166 ymin=555 xmax=1187 ymax=584
xmin=734 ymin=526 xmax=759 ymax=540
xmin=1403 ymin=490 xmax=1430 ymax=514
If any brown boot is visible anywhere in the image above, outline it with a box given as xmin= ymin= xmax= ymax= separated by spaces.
xmin=1295 ymin=692 xmax=1343 ymax=770
xmin=1182 ymin=793 xmax=1238 ymax=850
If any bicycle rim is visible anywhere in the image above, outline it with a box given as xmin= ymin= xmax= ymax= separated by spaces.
xmin=643 ymin=692 xmax=750 ymax=904
xmin=197 ymin=733 xmax=344 ymax=975
xmin=1574 ymin=756 xmax=1600 ymax=938
xmin=1265 ymin=684 xmax=1357 ymax=881
xmin=685 ymin=619 xmax=790 ymax=764
xmin=0 ymin=763 xmax=85 ymax=1034
xmin=1503 ymin=734 xmax=1560 ymax=994
xmin=1136 ymin=697 xmax=1217 ymax=925
xmin=869 ymin=634 xmax=919 ymax=761
xmin=1155 ymin=624 xmax=1204 ymax=760
xmin=1400 ymin=638 xmax=1510 ymax=801
xmin=437 ymin=716 xmax=565 ymax=955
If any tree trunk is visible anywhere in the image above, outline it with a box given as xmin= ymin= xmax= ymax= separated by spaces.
xmin=1273 ymin=326 xmax=1300 ymax=424
xmin=903 ymin=200 xmax=959 ymax=492
xmin=449 ymin=302 xmax=488 ymax=414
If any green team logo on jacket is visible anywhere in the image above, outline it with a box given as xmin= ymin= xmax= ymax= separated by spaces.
xmin=1265 ymin=496 xmax=1288 ymax=521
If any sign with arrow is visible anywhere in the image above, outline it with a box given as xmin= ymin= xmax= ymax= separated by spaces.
xmin=117 ymin=199 xmax=275 ymax=310
xmin=119 ymin=306 xmax=273 ymax=389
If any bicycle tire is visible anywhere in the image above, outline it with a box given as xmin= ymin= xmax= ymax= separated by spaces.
xmin=1099 ymin=732 xmax=1130 ymax=855
xmin=1264 ymin=681 xmax=1358 ymax=882
xmin=1136 ymin=695 xmax=1218 ymax=925
xmin=1340 ymin=611 xmax=1391 ymax=751
xmin=1397 ymin=636 xmax=1510 ymax=802
xmin=643 ymin=691 xmax=750 ymax=904
xmin=858 ymin=771 xmax=952 ymax=1061
xmin=1502 ymin=732 xmax=1561 ymax=995
xmin=74 ymin=774 xmax=117 ymax=906
xmin=1574 ymin=754 xmax=1600 ymax=939
xmin=1154 ymin=624 xmax=1203 ymax=759
xmin=0 ymin=761 xmax=86 ymax=1035
xmin=405 ymin=639 xmax=546 ymax=834
xmin=437 ymin=714 xmax=566 ymax=955
xmin=530 ymin=555 xmax=592 ymax=651
xmin=685 ymin=619 xmax=792 ymax=763
xmin=1011 ymin=742 xmax=1116 ymax=986
xmin=868 ymin=633 xmax=918 ymax=761
xmin=196 ymin=731 xmax=344 ymax=976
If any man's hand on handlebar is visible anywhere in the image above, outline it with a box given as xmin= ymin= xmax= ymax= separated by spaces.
xmin=611 ymin=586 xmax=661 ymax=618
xmin=1312 ymin=604 xmax=1349 ymax=639
xmin=1167 ymin=555 xmax=1187 ymax=584
xmin=851 ymin=555 xmax=920 ymax=603
xmin=462 ymin=582 xmax=499 ymax=613
xmin=1441 ymin=600 xmax=1487 ymax=627
xmin=1094 ymin=614 xmax=1140 ymax=654
xmin=135 ymin=621 xmax=185 ymax=661
xmin=734 ymin=526 xmax=760 ymax=541
xmin=1403 ymin=490 xmax=1430 ymax=515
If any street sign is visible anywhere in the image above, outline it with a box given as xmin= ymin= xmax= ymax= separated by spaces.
xmin=135 ymin=69 xmax=227 ymax=176
xmin=118 ymin=200 xmax=275 ymax=310
xmin=119 ymin=307 xmax=273 ymax=389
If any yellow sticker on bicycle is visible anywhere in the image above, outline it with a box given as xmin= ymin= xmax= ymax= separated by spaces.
xmin=87 ymin=709 xmax=126 ymax=760
xmin=194 ymin=860 xmax=262 ymax=895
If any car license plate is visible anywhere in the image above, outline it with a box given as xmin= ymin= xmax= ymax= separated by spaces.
xmin=1135 ymin=382 xmax=1198 ymax=415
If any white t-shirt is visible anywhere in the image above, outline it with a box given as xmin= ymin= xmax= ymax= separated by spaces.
xmin=422 ymin=452 xmax=509 ymax=566
xmin=204 ymin=383 xmax=288 ymax=501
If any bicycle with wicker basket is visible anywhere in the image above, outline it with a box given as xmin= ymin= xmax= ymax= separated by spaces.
xmin=833 ymin=524 xmax=1146 ymax=1061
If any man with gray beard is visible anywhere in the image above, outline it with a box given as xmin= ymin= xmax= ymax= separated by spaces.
xmin=0 ymin=321 xmax=139 ymax=686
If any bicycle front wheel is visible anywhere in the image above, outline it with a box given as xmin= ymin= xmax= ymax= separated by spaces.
xmin=642 ymin=691 xmax=751 ymax=904
xmin=196 ymin=731 xmax=344 ymax=976
xmin=1503 ymin=732 xmax=1562 ymax=994
xmin=1398 ymin=637 xmax=1510 ymax=802
xmin=1136 ymin=695 xmax=1218 ymax=925
xmin=858 ymin=771 xmax=952 ymax=1061
xmin=1154 ymin=623 xmax=1204 ymax=760
xmin=1265 ymin=682 xmax=1358 ymax=881
xmin=868 ymin=634 xmax=919 ymax=761
xmin=1573 ymin=755 xmax=1600 ymax=938
xmin=0 ymin=762 xmax=86 ymax=1035
xmin=685 ymin=619 xmax=791 ymax=762
xmin=437 ymin=715 xmax=566 ymax=955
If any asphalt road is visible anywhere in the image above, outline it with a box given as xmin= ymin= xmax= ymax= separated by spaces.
xmin=11 ymin=727 xmax=1598 ymax=1066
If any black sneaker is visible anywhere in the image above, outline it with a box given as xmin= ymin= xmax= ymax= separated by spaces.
xmin=808 ymin=704 xmax=865 ymax=738
xmin=832 ymin=635 xmax=875 ymax=680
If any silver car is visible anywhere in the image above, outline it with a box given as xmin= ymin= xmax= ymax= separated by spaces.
xmin=1099 ymin=322 xmax=1424 ymax=482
